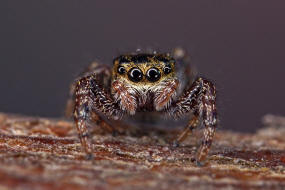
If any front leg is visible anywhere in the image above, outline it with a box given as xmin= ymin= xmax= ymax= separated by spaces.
xmin=169 ymin=77 xmax=217 ymax=165
xmin=74 ymin=74 xmax=122 ymax=159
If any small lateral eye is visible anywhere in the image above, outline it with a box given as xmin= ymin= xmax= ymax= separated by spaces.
xmin=117 ymin=66 xmax=126 ymax=74
xmin=146 ymin=67 xmax=161 ymax=82
xmin=128 ymin=68 xmax=143 ymax=82
xmin=163 ymin=65 xmax=172 ymax=74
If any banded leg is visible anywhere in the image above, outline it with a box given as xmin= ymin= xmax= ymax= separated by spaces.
xmin=65 ymin=62 xmax=112 ymax=118
xmin=169 ymin=77 xmax=217 ymax=165
xmin=74 ymin=74 xmax=122 ymax=159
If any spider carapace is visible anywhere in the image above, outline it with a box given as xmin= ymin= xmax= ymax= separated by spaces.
xmin=67 ymin=48 xmax=217 ymax=165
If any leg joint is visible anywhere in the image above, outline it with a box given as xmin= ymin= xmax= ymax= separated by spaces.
xmin=201 ymin=140 xmax=212 ymax=147
xmin=78 ymin=132 xmax=91 ymax=138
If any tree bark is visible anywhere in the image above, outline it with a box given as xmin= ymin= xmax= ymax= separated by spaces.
xmin=0 ymin=113 xmax=284 ymax=190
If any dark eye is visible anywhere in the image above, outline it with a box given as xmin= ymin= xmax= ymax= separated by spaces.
xmin=163 ymin=65 xmax=172 ymax=74
xmin=128 ymin=68 xmax=143 ymax=82
xmin=117 ymin=66 xmax=126 ymax=74
xmin=146 ymin=67 xmax=161 ymax=82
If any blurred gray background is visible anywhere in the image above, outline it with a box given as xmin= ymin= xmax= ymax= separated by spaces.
xmin=0 ymin=0 xmax=284 ymax=132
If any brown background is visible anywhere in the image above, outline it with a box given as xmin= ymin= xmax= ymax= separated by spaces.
xmin=0 ymin=0 xmax=284 ymax=132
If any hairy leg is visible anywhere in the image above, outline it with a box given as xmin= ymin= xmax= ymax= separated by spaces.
xmin=66 ymin=62 xmax=117 ymax=135
xmin=73 ymin=70 xmax=122 ymax=159
xmin=169 ymin=77 xmax=217 ymax=165
xmin=65 ymin=62 xmax=112 ymax=118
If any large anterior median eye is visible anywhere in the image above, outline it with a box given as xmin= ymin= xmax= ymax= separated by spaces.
xmin=128 ymin=68 xmax=143 ymax=82
xmin=146 ymin=67 xmax=161 ymax=82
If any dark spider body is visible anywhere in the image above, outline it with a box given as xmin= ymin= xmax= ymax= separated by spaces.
xmin=67 ymin=48 xmax=217 ymax=165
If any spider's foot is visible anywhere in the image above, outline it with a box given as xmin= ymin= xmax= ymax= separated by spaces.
xmin=172 ymin=140 xmax=180 ymax=148
xmin=112 ymin=130 xmax=119 ymax=137
xmin=195 ymin=159 xmax=208 ymax=167
xmin=85 ymin=153 xmax=94 ymax=160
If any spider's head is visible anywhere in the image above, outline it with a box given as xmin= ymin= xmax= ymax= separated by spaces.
xmin=111 ymin=53 xmax=179 ymax=114
xmin=112 ymin=53 xmax=176 ymax=86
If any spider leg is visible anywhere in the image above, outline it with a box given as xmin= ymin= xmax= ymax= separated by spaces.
xmin=65 ymin=62 xmax=112 ymax=118
xmin=172 ymin=115 xmax=199 ymax=147
xmin=90 ymin=112 xmax=118 ymax=136
xmin=67 ymin=62 xmax=118 ymax=134
xmin=73 ymin=72 xmax=122 ymax=159
xmin=169 ymin=77 xmax=217 ymax=165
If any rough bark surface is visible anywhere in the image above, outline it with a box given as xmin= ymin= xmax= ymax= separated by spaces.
xmin=0 ymin=113 xmax=284 ymax=190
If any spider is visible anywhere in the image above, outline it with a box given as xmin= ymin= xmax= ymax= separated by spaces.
xmin=66 ymin=48 xmax=217 ymax=165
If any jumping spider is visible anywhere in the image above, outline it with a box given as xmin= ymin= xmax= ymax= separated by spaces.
xmin=66 ymin=48 xmax=217 ymax=165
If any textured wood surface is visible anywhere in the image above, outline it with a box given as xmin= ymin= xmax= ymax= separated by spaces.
xmin=0 ymin=113 xmax=284 ymax=190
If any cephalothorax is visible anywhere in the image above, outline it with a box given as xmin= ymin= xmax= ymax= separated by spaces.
xmin=67 ymin=48 xmax=217 ymax=165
